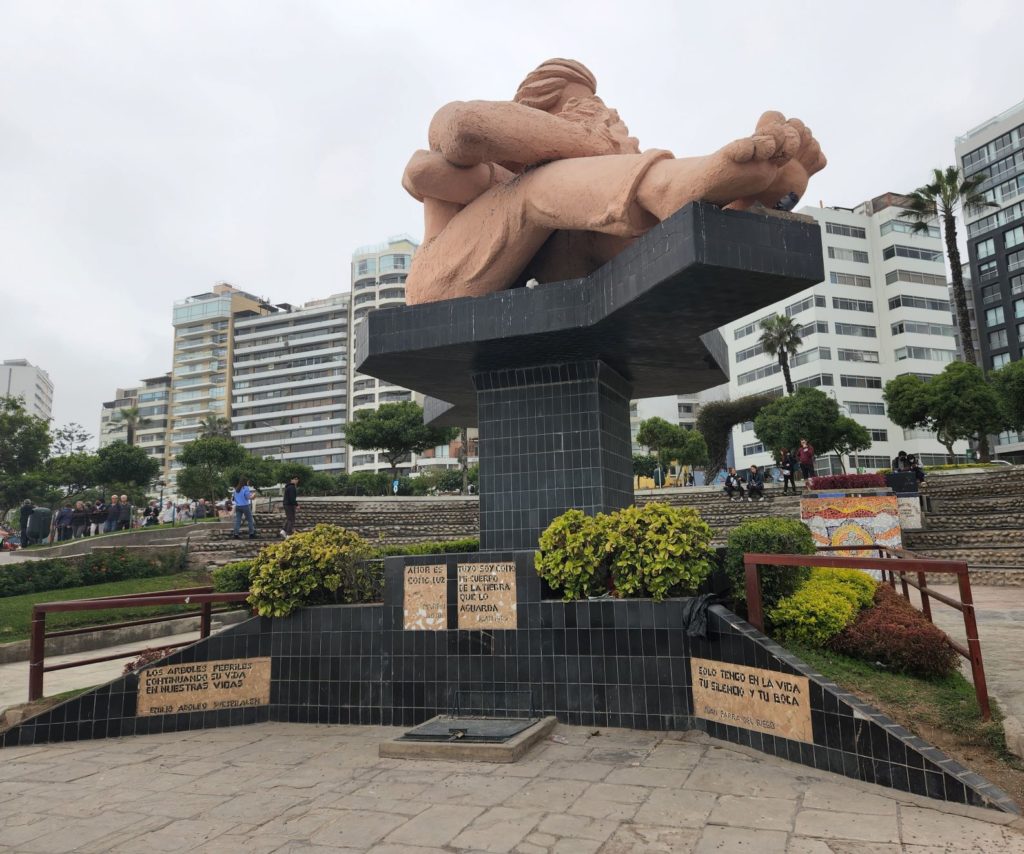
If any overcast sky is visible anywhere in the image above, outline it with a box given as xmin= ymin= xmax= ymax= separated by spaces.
xmin=2 ymin=0 xmax=1022 ymax=435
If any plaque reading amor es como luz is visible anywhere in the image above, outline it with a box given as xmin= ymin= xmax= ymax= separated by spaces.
xmin=137 ymin=657 xmax=272 ymax=717
xmin=690 ymin=657 xmax=813 ymax=743
xmin=457 ymin=563 xmax=517 ymax=630
xmin=404 ymin=564 xmax=448 ymax=630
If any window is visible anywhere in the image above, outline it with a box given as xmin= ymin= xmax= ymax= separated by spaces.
xmin=891 ymin=320 xmax=955 ymax=337
xmin=982 ymin=282 xmax=1002 ymax=304
xmin=857 ymin=455 xmax=892 ymax=469
xmin=835 ymin=322 xmax=877 ymax=338
xmin=828 ymin=247 xmax=869 ymax=263
xmin=830 ymin=271 xmax=871 ymax=288
xmin=740 ymin=421 xmax=755 ymax=432
xmin=1009 ymin=249 xmax=1024 ymax=272
xmin=379 ymin=254 xmax=411 ymax=273
xmin=979 ymin=260 xmax=999 ymax=281
xmin=990 ymin=329 xmax=1008 ymax=348
xmin=882 ymin=244 xmax=943 ymax=262
xmin=846 ymin=400 xmax=886 ymax=416
xmin=1020 ymin=322 xmax=1024 ymax=343
xmin=986 ymin=306 xmax=1005 ymax=326
xmin=868 ymin=429 xmax=888 ymax=442
xmin=1017 ymin=299 xmax=1024 ymax=319
xmin=791 ymin=346 xmax=830 ymax=367
xmin=885 ymin=269 xmax=947 ymax=287
xmin=880 ymin=219 xmax=940 ymax=238
xmin=734 ymin=314 xmax=773 ymax=340
xmin=785 ymin=294 xmax=827 ymax=317
xmin=826 ymin=222 xmax=867 ymax=239
xmin=736 ymin=342 xmax=765 ymax=363
xmin=968 ymin=199 xmax=1024 ymax=238
xmin=1006 ymin=226 xmax=1024 ymax=249
xmin=840 ymin=374 xmax=882 ymax=389
xmin=837 ymin=348 xmax=879 ymax=363
xmin=976 ymin=238 xmax=996 ymax=258
xmin=737 ymin=363 xmax=782 ymax=386
xmin=743 ymin=442 xmax=766 ymax=455
xmin=800 ymin=320 xmax=829 ymax=337
xmin=894 ymin=346 xmax=956 ymax=363
xmin=355 ymin=258 xmax=376 ymax=276
xmin=888 ymin=295 xmax=951 ymax=313
xmin=993 ymin=353 xmax=1011 ymax=369
xmin=794 ymin=373 xmax=834 ymax=389
xmin=1013 ymin=275 xmax=1024 ymax=296
xmin=832 ymin=297 xmax=874 ymax=312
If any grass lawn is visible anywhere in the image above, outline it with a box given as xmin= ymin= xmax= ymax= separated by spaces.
xmin=791 ymin=643 xmax=1024 ymax=806
xmin=0 ymin=569 xmax=212 ymax=644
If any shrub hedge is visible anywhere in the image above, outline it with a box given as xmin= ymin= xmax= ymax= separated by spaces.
xmin=376 ymin=538 xmax=479 ymax=557
xmin=829 ymin=584 xmax=960 ymax=678
xmin=211 ymin=560 xmax=253 ymax=594
xmin=722 ymin=517 xmax=815 ymax=611
xmin=768 ymin=568 xmax=878 ymax=647
xmin=0 ymin=549 xmax=186 ymax=598
xmin=807 ymin=473 xmax=887 ymax=490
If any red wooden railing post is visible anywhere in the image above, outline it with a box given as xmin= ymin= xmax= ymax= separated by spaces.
xmin=29 ymin=607 xmax=46 ymax=702
xmin=200 ymin=601 xmax=212 ymax=639
xmin=917 ymin=571 xmax=933 ymax=622
xmin=744 ymin=558 xmax=765 ymax=632
xmin=956 ymin=565 xmax=991 ymax=722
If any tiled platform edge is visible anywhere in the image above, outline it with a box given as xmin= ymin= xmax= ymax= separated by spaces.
xmin=2 ymin=552 xmax=1016 ymax=814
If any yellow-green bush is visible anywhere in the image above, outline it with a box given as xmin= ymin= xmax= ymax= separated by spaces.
xmin=769 ymin=568 xmax=880 ymax=648
xmin=248 ymin=524 xmax=376 ymax=617
xmin=535 ymin=509 xmax=608 ymax=600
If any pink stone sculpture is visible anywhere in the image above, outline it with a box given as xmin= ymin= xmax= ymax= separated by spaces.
xmin=402 ymin=59 xmax=827 ymax=305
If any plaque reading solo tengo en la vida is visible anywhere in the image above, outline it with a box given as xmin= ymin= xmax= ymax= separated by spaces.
xmin=404 ymin=564 xmax=448 ymax=630
xmin=690 ymin=657 xmax=813 ymax=743
xmin=457 ymin=563 xmax=517 ymax=629
xmin=137 ymin=658 xmax=271 ymax=716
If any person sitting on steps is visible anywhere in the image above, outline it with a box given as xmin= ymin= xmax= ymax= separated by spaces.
xmin=746 ymin=464 xmax=766 ymax=502
xmin=723 ymin=467 xmax=745 ymax=501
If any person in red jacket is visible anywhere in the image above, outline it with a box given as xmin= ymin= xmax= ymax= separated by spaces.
xmin=796 ymin=438 xmax=815 ymax=483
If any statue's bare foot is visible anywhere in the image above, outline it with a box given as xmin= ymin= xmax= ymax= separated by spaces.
xmin=725 ymin=116 xmax=827 ymax=212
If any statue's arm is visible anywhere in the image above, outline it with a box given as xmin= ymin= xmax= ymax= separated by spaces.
xmin=428 ymin=100 xmax=615 ymax=169
xmin=402 ymin=150 xmax=515 ymax=204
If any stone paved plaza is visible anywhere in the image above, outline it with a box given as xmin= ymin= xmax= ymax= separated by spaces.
xmin=2 ymin=723 xmax=1022 ymax=853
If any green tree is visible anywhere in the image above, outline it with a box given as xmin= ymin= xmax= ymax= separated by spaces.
xmin=754 ymin=388 xmax=870 ymax=472
xmin=900 ymin=166 xmax=996 ymax=367
xmin=96 ymin=441 xmax=160 ymax=488
xmin=114 ymin=406 xmax=149 ymax=446
xmin=991 ymin=359 xmax=1024 ymax=433
xmin=51 ymin=423 xmax=93 ymax=456
xmin=176 ymin=436 xmax=249 ymax=500
xmin=883 ymin=362 xmax=1007 ymax=462
xmin=345 ymin=402 xmax=456 ymax=480
xmin=43 ymin=452 xmax=100 ymax=505
xmin=695 ymin=393 xmax=778 ymax=481
xmin=632 ymin=453 xmax=658 ymax=478
xmin=0 ymin=396 xmax=52 ymax=518
xmin=198 ymin=414 xmax=232 ymax=438
xmin=759 ymin=314 xmax=803 ymax=395
xmin=636 ymin=417 xmax=679 ymax=469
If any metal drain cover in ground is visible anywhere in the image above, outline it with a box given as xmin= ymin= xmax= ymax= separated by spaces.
xmin=399 ymin=716 xmax=540 ymax=743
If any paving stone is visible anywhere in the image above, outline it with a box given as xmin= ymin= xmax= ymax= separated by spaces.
xmin=505 ymin=777 xmax=590 ymax=811
xmin=104 ymin=817 xmax=236 ymax=854
xmin=16 ymin=810 xmax=155 ymax=853
xmin=794 ymin=808 xmax=901 ymax=843
xmin=784 ymin=840 xmax=835 ymax=854
xmin=207 ymin=790 xmax=310 ymax=822
xmin=695 ymin=825 xmax=787 ymax=853
xmin=429 ymin=772 xmax=530 ymax=806
xmin=601 ymin=823 xmax=702 ymax=853
xmin=383 ymin=803 xmax=484 ymax=848
xmin=551 ymin=839 xmax=603 ymax=854
xmin=706 ymin=794 xmax=797 ymax=831
xmin=604 ymin=765 xmax=693 ymax=788
xmin=308 ymin=808 xmax=408 ymax=849
xmin=526 ymin=832 xmax=557 ymax=846
xmin=641 ymin=743 xmax=705 ymax=770
xmin=899 ymin=805 xmax=1019 ymax=851
xmin=367 ymin=846 xmax=452 ymax=854
xmin=536 ymin=812 xmax=619 ymax=842
xmin=580 ymin=781 xmax=650 ymax=803
xmin=801 ymin=781 xmax=898 ymax=815
xmin=515 ymin=843 xmax=549 ymax=854
xmin=684 ymin=755 xmax=804 ymax=799
xmin=451 ymin=806 xmax=544 ymax=852
xmin=634 ymin=788 xmax=718 ymax=828
xmin=543 ymin=759 xmax=614 ymax=781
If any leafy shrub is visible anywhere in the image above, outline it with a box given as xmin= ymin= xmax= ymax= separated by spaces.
xmin=601 ymin=504 xmax=714 ymax=600
xmin=211 ymin=560 xmax=253 ymax=593
xmin=536 ymin=510 xmax=609 ymax=600
xmin=829 ymin=584 xmax=960 ymax=678
xmin=376 ymin=538 xmax=479 ymax=557
xmin=248 ymin=524 xmax=377 ymax=617
xmin=535 ymin=504 xmax=714 ymax=602
xmin=769 ymin=569 xmax=878 ymax=647
xmin=808 ymin=473 xmax=887 ymax=490
xmin=723 ymin=517 xmax=815 ymax=610
xmin=0 ymin=549 xmax=185 ymax=598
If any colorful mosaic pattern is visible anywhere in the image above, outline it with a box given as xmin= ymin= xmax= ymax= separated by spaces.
xmin=800 ymin=496 xmax=902 ymax=553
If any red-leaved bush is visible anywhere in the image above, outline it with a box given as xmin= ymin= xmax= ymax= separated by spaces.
xmin=808 ymin=473 xmax=887 ymax=490
xmin=828 ymin=585 xmax=959 ymax=678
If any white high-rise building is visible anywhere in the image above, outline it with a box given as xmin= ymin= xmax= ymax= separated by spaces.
xmin=720 ymin=193 xmax=968 ymax=474
xmin=231 ymin=294 xmax=350 ymax=474
xmin=1 ymin=359 xmax=53 ymax=421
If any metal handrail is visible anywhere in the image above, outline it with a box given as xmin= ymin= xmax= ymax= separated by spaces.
xmin=28 ymin=587 xmax=249 ymax=702
xmin=742 ymin=545 xmax=991 ymax=721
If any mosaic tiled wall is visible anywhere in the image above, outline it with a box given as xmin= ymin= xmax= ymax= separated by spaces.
xmin=2 ymin=552 xmax=1014 ymax=813
xmin=801 ymin=496 xmax=902 ymax=553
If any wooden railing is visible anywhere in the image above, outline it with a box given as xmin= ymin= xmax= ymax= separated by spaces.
xmin=742 ymin=546 xmax=991 ymax=721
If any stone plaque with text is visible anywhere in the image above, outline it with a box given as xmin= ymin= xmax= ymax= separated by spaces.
xmin=690 ymin=657 xmax=813 ymax=743
xmin=457 ymin=562 xmax=517 ymax=630
xmin=137 ymin=657 xmax=271 ymax=717
xmin=404 ymin=564 xmax=448 ymax=630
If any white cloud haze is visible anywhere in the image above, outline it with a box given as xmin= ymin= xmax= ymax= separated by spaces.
xmin=1 ymin=0 xmax=1021 ymax=432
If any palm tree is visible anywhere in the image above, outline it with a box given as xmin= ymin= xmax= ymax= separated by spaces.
xmin=114 ymin=406 xmax=148 ymax=446
xmin=899 ymin=166 xmax=996 ymax=366
xmin=198 ymin=414 xmax=231 ymax=438
xmin=759 ymin=314 xmax=804 ymax=395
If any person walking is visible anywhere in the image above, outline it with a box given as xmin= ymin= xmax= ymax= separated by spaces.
xmin=723 ymin=467 xmax=745 ymax=501
xmin=55 ymin=504 xmax=74 ymax=541
xmin=796 ymin=438 xmax=816 ymax=485
xmin=746 ymin=464 xmax=766 ymax=501
xmin=777 ymin=448 xmax=796 ymax=495
xmin=281 ymin=474 xmax=300 ymax=538
xmin=19 ymin=500 xmax=33 ymax=546
xmin=104 ymin=495 xmax=120 ymax=533
xmin=231 ymin=478 xmax=257 ymax=540
xmin=118 ymin=494 xmax=133 ymax=531
xmin=71 ymin=501 xmax=90 ymax=538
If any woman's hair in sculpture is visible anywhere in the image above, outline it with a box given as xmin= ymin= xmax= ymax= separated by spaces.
xmin=513 ymin=58 xmax=597 ymax=111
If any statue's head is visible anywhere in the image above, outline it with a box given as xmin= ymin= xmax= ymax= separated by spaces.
xmin=514 ymin=59 xmax=597 ymax=113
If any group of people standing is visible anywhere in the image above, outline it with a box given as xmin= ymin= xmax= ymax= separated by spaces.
xmin=722 ymin=438 xmax=817 ymax=502
xmin=35 ymin=495 xmax=134 ymax=543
